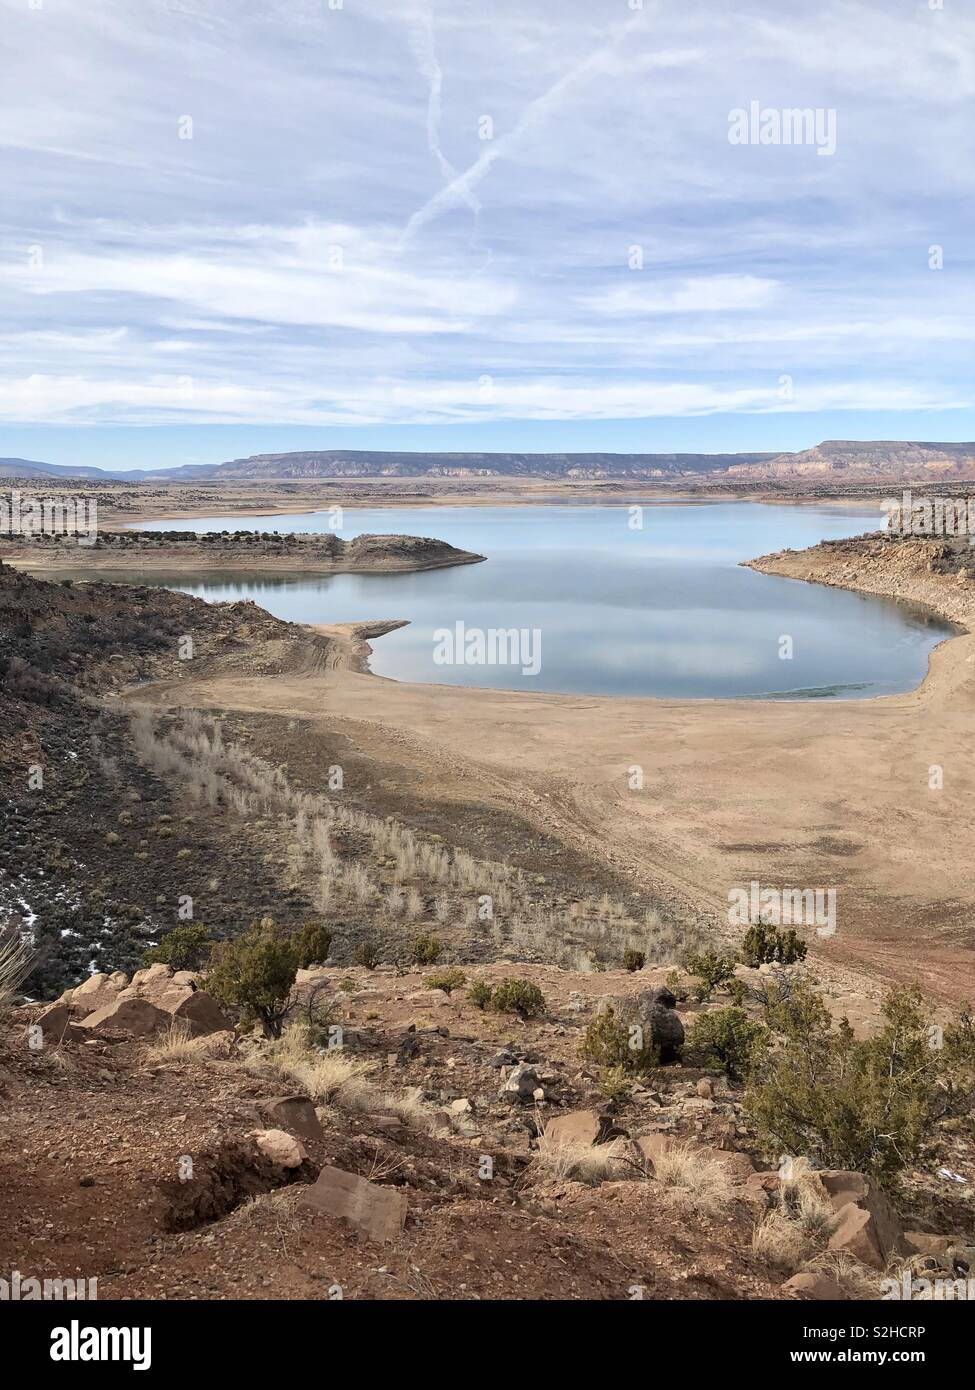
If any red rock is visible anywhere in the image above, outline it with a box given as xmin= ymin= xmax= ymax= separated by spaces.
xmin=784 ymin=1270 xmax=847 ymax=1300
xmin=248 ymin=1128 xmax=307 ymax=1169
xmin=260 ymin=1095 xmax=324 ymax=1142
xmin=170 ymin=990 xmax=230 ymax=1037
xmin=542 ymin=1110 xmax=612 ymax=1149
xmin=75 ymin=996 xmax=172 ymax=1038
xmin=300 ymin=1165 xmax=408 ymax=1244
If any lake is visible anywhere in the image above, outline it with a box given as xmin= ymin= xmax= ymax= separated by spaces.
xmin=134 ymin=501 xmax=952 ymax=700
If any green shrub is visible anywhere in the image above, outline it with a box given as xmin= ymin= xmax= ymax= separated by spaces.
xmin=410 ymin=933 xmax=443 ymax=966
xmin=144 ymin=922 xmax=213 ymax=972
xmin=745 ymin=982 xmax=975 ymax=1186
xmin=665 ymin=968 xmax=689 ymax=1002
xmin=740 ymin=922 xmax=808 ymax=967
xmin=579 ymin=1006 xmax=657 ymax=1075
xmin=599 ymin=1064 xmax=633 ymax=1103
xmin=623 ymin=949 xmax=645 ymax=973
xmin=728 ymin=978 xmax=748 ymax=1007
xmin=685 ymin=1006 xmax=767 ymax=1081
xmin=427 ymin=967 xmax=466 ymax=995
xmin=467 ymin=981 xmax=492 ymax=1010
xmin=684 ymin=949 xmax=737 ymax=1002
xmin=490 ymin=978 xmax=545 ymax=1018
xmin=293 ymin=921 xmax=333 ymax=968
xmin=206 ymin=918 xmax=321 ymax=1038
xmin=353 ymin=939 xmax=380 ymax=969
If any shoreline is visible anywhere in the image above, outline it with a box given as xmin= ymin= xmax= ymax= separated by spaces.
xmin=126 ymin=530 xmax=975 ymax=1009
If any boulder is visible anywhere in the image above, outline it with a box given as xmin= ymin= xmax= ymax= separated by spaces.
xmin=821 ymin=1170 xmax=904 ymax=1268
xmin=783 ymin=1270 xmax=847 ymax=1300
xmin=618 ymin=987 xmax=684 ymax=1063
xmin=260 ymin=1095 xmax=324 ymax=1142
xmin=170 ymin=990 xmax=230 ymax=1037
xmin=75 ymin=996 xmax=172 ymax=1039
xmin=827 ymin=1203 xmax=886 ymax=1269
xmin=248 ymin=1128 xmax=307 ymax=1169
xmin=636 ymin=1132 xmax=676 ymax=1168
xmin=130 ymin=963 xmax=172 ymax=989
xmin=34 ymin=1002 xmax=73 ymax=1044
xmin=542 ymin=1110 xmax=613 ymax=1149
xmin=903 ymin=1231 xmax=955 ymax=1262
xmin=500 ymin=1064 xmax=541 ymax=1102
xmin=69 ymin=972 xmax=127 ymax=1017
xmin=300 ymin=1165 xmax=408 ymax=1244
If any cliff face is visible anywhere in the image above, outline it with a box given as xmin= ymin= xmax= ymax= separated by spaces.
xmin=729 ymin=441 xmax=975 ymax=483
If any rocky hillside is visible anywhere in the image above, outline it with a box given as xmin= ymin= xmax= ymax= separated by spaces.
xmin=5 ymin=953 xmax=972 ymax=1302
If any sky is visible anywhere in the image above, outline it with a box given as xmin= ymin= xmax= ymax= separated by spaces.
xmin=1 ymin=0 xmax=973 ymax=471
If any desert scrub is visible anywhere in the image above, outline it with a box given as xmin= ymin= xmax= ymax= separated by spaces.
xmin=623 ymin=949 xmax=645 ymax=973
xmin=740 ymin=921 xmax=808 ymax=967
xmin=490 ymin=978 xmax=545 ymax=1018
xmin=683 ymin=949 xmax=737 ymax=1002
xmin=599 ymin=1064 xmax=633 ymax=1103
xmin=206 ymin=917 xmax=333 ymax=1038
xmin=684 ymin=1006 xmax=767 ymax=1081
xmin=352 ymin=939 xmax=380 ymax=969
xmin=409 ymin=933 xmax=443 ymax=966
xmin=580 ymin=1006 xmax=657 ymax=1075
xmin=745 ymin=982 xmax=975 ymax=1185
xmin=467 ymin=981 xmax=492 ymax=1010
xmin=144 ymin=922 xmax=213 ymax=972
xmin=426 ymin=967 xmax=466 ymax=995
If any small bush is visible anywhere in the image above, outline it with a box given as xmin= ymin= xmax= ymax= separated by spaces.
xmin=353 ymin=939 xmax=380 ymax=969
xmin=685 ymin=1006 xmax=767 ymax=1081
xmin=684 ymin=949 xmax=737 ymax=1002
xmin=410 ymin=933 xmax=443 ymax=966
xmin=293 ymin=921 xmax=333 ymax=967
xmin=580 ymin=1006 xmax=657 ymax=1075
xmin=599 ymin=1064 xmax=633 ymax=1103
xmin=427 ymin=968 xmax=466 ymax=995
xmin=467 ymin=981 xmax=492 ymax=1010
xmin=207 ymin=918 xmax=322 ymax=1038
xmin=144 ymin=923 xmax=213 ymax=972
xmin=740 ymin=921 xmax=808 ymax=967
xmin=745 ymin=982 xmax=975 ymax=1185
xmin=623 ymin=949 xmax=645 ymax=973
xmin=490 ymin=978 xmax=545 ymax=1018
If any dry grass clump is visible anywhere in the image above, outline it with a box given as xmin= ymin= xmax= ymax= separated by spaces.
xmin=752 ymin=1159 xmax=838 ymax=1273
xmin=652 ymin=1143 xmax=735 ymax=1216
xmin=805 ymin=1251 xmax=883 ymax=1299
xmin=532 ymin=1137 xmax=630 ymax=1185
xmin=253 ymin=1025 xmax=435 ymax=1129
xmin=0 ymin=932 xmax=35 ymax=1012
xmin=143 ymin=1022 xmax=230 ymax=1065
xmin=255 ymin=1024 xmax=376 ymax=1107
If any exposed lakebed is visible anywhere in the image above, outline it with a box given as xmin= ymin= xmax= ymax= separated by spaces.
xmin=129 ymin=501 xmax=952 ymax=699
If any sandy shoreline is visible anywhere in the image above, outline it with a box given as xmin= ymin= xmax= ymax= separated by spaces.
xmin=124 ymin=531 xmax=975 ymax=1010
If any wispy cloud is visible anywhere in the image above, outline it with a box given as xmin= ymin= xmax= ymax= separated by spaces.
xmin=0 ymin=0 xmax=971 ymax=438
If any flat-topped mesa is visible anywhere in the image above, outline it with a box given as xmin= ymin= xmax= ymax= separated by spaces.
xmin=0 ymin=528 xmax=486 ymax=574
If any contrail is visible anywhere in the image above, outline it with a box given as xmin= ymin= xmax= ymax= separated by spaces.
xmin=401 ymin=9 xmax=649 ymax=244
xmin=406 ymin=1 xmax=481 ymax=216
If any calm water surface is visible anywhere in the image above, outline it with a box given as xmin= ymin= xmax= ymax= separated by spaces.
xmin=130 ymin=502 xmax=951 ymax=699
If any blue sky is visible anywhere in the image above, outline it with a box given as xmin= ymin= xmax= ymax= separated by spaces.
xmin=1 ymin=0 xmax=973 ymax=470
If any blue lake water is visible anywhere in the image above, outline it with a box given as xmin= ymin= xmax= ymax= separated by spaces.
xmin=134 ymin=502 xmax=953 ymax=699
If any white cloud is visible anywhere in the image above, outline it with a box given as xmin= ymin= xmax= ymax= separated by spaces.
xmin=0 ymin=0 xmax=970 ymax=433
